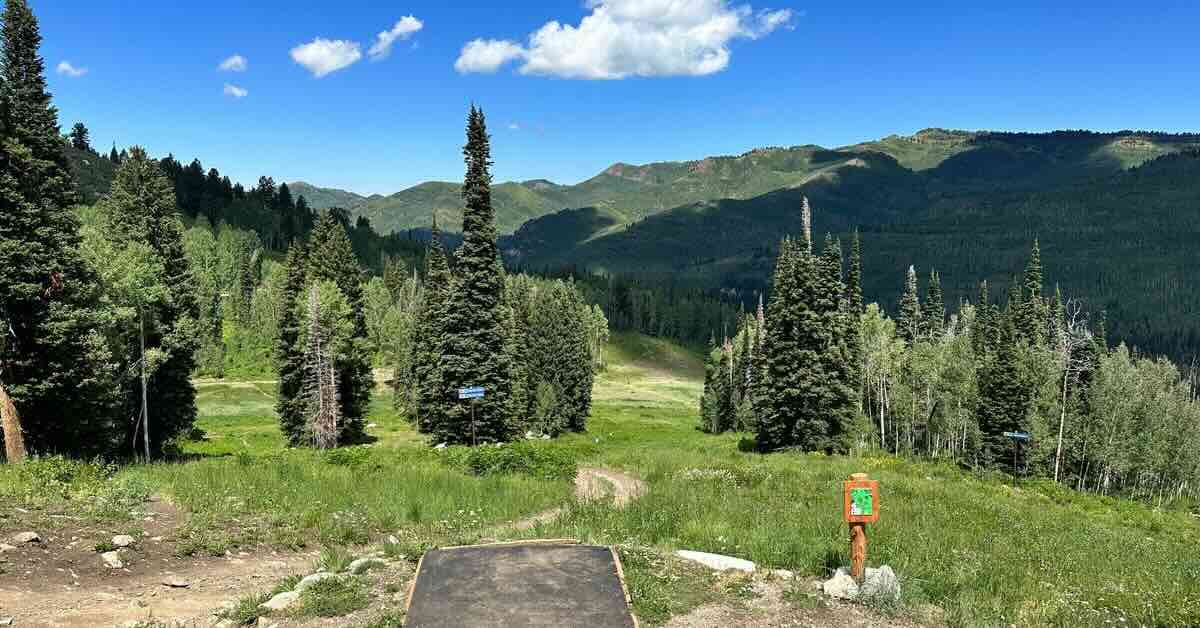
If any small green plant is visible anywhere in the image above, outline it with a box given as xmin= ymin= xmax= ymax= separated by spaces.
xmin=359 ymin=611 xmax=406 ymax=628
xmin=382 ymin=533 xmax=433 ymax=563
xmin=438 ymin=441 xmax=576 ymax=480
xmin=271 ymin=574 xmax=303 ymax=595
xmin=292 ymin=577 xmax=370 ymax=618
xmin=217 ymin=591 xmax=271 ymax=625
xmin=324 ymin=446 xmax=377 ymax=468
xmin=315 ymin=546 xmax=355 ymax=573
xmin=93 ymin=540 xmax=117 ymax=553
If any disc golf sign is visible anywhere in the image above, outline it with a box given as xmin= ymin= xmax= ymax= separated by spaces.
xmin=843 ymin=477 xmax=879 ymax=524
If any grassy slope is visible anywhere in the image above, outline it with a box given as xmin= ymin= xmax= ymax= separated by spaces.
xmin=9 ymin=333 xmax=1194 ymax=625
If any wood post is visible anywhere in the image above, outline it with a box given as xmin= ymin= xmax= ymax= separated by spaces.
xmin=848 ymin=472 xmax=868 ymax=582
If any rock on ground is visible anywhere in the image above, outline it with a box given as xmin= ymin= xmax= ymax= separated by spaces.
xmin=821 ymin=566 xmax=900 ymax=602
xmin=112 ymin=534 xmax=136 ymax=548
xmin=348 ymin=557 xmax=386 ymax=575
xmin=11 ymin=531 xmax=40 ymax=544
xmin=294 ymin=572 xmax=339 ymax=593
xmin=101 ymin=550 xmax=124 ymax=569
xmin=675 ymin=550 xmax=756 ymax=573
xmin=259 ymin=591 xmax=299 ymax=612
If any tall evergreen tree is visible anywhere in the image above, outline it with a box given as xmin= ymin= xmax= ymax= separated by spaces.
xmin=95 ymin=147 xmax=200 ymax=457
xmin=977 ymin=317 xmax=1031 ymax=470
xmin=922 ymin=270 xmax=945 ymax=337
xmin=1018 ymin=240 xmax=1046 ymax=344
xmin=414 ymin=220 xmax=453 ymax=436
xmin=0 ymin=0 xmax=120 ymax=458
xmin=896 ymin=265 xmax=922 ymax=345
xmin=68 ymin=122 xmax=89 ymax=151
xmin=276 ymin=243 xmax=308 ymax=445
xmin=815 ymin=234 xmax=857 ymax=452
xmin=439 ymin=106 xmax=512 ymax=444
xmin=306 ymin=210 xmax=371 ymax=444
xmin=846 ymin=231 xmax=864 ymax=316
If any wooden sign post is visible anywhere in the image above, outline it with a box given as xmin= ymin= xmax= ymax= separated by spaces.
xmin=843 ymin=472 xmax=879 ymax=583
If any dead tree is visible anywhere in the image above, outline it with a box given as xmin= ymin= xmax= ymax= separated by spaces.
xmin=303 ymin=286 xmax=341 ymax=449
xmin=1053 ymin=299 xmax=1089 ymax=483
xmin=0 ymin=322 xmax=26 ymax=463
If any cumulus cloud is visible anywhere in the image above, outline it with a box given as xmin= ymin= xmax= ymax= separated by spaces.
xmin=455 ymin=39 xmax=527 ymax=74
xmin=223 ymin=83 xmax=248 ymax=98
xmin=219 ymin=54 xmax=248 ymax=72
xmin=454 ymin=0 xmax=794 ymax=79
xmin=368 ymin=15 xmax=423 ymax=60
xmin=290 ymin=38 xmax=362 ymax=77
xmin=56 ymin=61 xmax=88 ymax=77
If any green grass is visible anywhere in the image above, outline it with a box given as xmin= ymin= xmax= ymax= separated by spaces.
xmin=8 ymin=332 xmax=1197 ymax=627
xmin=291 ymin=577 xmax=370 ymax=618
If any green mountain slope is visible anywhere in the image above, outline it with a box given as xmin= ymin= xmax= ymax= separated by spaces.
xmin=287 ymin=181 xmax=366 ymax=212
xmin=508 ymin=144 xmax=1200 ymax=359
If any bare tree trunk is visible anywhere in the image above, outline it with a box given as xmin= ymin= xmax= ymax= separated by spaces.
xmin=0 ymin=377 xmax=26 ymax=463
xmin=140 ymin=308 xmax=151 ymax=461
xmin=1054 ymin=368 xmax=1069 ymax=482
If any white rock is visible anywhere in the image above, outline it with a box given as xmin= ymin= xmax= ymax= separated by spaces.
xmin=211 ymin=620 xmax=234 ymax=628
xmin=0 ymin=617 xmax=13 ymax=626
xmin=674 ymin=550 xmax=756 ymax=573
xmin=859 ymin=565 xmax=901 ymax=601
xmin=433 ymin=442 xmax=447 ymax=449
xmin=101 ymin=550 xmax=124 ymax=569
xmin=258 ymin=591 xmax=299 ymax=612
xmin=366 ymin=423 xmax=378 ymax=429
xmin=11 ymin=532 xmax=39 ymax=544
xmin=769 ymin=568 xmax=796 ymax=580
xmin=347 ymin=557 xmax=386 ymax=575
xmin=162 ymin=577 xmax=190 ymax=588
xmin=111 ymin=534 xmax=136 ymax=548
xmin=0 ymin=544 xmax=16 ymax=553
xmin=294 ymin=572 xmax=339 ymax=593
xmin=821 ymin=568 xmax=859 ymax=599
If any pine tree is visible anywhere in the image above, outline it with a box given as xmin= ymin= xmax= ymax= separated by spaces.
xmin=68 ymin=122 xmax=89 ymax=151
xmin=306 ymin=210 xmax=372 ymax=444
xmin=846 ymin=231 xmax=864 ymax=316
xmin=815 ymin=234 xmax=857 ymax=452
xmin=108 ymin=144 xmax=120 ymax=164
xmin=896 ymin=266 xmax=922 ymax=345
xmin=0 ymin=0 xmax=119 ymax=458
xmin=1018 ymin=240 xmax=1046 ymax=344
xmin=96 ymin=147 xmax=200 ymax=457
xmin=922 ymin=270 xmax=945 ymax=337
xmin=414 ymin=221 xmax=453 ymax=436
xmin=562 ymin=284 xmax=595 ymax=432
xmin=276 ymin=243 xmax=308 ymax=445
xmin=714 ymin=338 xmax=734 ymax=433
xmin=977 ymin=317 xmax=1031 ymax=470
xmin=756 ymin=238 xmax=803 ymax=451
xmin=439 ymin=106 xmax=512 ymax=444
xmin=700 ymin=341 xmax=719 ymax=433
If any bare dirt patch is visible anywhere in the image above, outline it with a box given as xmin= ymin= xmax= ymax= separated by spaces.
xmin=505 ymin=466 xmax=646 ymax=533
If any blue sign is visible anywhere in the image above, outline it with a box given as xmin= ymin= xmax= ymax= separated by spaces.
xmin=1002 ymin=431 xmax=1031 ymax=441
xmin=458 ymin=386 xmax=485 ymax=400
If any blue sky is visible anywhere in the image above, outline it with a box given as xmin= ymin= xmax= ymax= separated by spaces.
xmin=40 ymin=0 xmax=1200 ymax=195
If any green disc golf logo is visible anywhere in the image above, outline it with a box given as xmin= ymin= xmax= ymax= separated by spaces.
xmin=850 ymin=487 xmax=873 ymax=516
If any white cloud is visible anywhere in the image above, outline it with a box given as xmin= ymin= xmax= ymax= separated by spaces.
xmin=290 ymin=38 xmax=363 ymax=77
xmin=223 ymin=83 xmax=248 ymax=98
xmin=454 ymin=0 xmax=794 ymax=79
xmin=508 ymin=122 xmax=521 ymax=130
xmin=219 ymin=54 xmax=248 ymax=72
xmin=454 ymin=39 xmax=527 ymax=74
xmin=368 ymin=15 xmax=423 ymax=60
xmin=56 ymin=61 xmax=88 ymax=77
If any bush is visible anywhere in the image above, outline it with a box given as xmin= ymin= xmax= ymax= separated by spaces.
xmin=292 ymin=577 xmax=369 ymax=618
xmin=323 ymin=445 xmax=377 ymax=469
xmin=438 ymin=441 xmax=576 ymax=481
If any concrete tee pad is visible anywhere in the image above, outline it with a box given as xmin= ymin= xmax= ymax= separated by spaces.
xmin=405 ymin=542 xmax=637 ymax=628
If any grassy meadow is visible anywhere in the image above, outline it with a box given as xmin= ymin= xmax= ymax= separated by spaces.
xmin=3 ymin=332 xmax=1198 ymax=627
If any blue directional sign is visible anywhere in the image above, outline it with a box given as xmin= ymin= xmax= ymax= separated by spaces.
xmin=1002 ymin=431 xmax=1031 ymax=441
xmin=457 ymin=386 xmax=485 ymax=400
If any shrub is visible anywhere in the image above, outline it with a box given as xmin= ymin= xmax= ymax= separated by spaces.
xmin=438 ymin=441 xmax=576 ymax=480
xmin=315 ymin=546 xmax=355 ymax=573
xmin=292 ymin=577 xmax=369 ymax=618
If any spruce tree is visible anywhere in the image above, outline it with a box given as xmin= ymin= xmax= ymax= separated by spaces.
xmin=562 ymin=284 xmax=595 ymax=432
xmin=276 ymin=243 xmax=308 ymax=445
xmin=896 ymin=265 xmax=922 ymax=345
xmin=714 ymin=338 xmax=734 ymax=433
xmin=846 ymin=231 xmax=864 ymax=316
xmin=439 ymin=106 xmax=512 ymax=444
xmin=814 ymin=234 xmax=857 ymax=452
xmin=0 ymin=0 xmax=119 ymax=458
xmin=756 ymin=238 xmax=802 ymax=451
xmin=414 ymin=221 xmax=453 ymax=437
xmin=306 ymin=210 xmax=372 ymax=444
xmin=977 ymin=317 xmax=1030 ymax=470
xmin=922 ymin=270 xmax=945 ymax=337
xmin=1018 ymin=240 xmax=1046 ymax=345
xmin=69 ymin=122 xmax=89 ymax=151
xmin=96 ymin=147 xmax=200 ymax=456
xmin=700 ymin=342 xmax=719 ymax=433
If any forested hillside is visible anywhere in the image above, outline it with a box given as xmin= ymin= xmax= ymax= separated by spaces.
xmin=507 ymin=142 xmax=1200 ymax=359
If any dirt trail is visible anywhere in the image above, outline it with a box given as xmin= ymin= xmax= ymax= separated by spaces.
xmin=0 ymin=549 xmax=315 ymax=627
xmin=507 ymin=466 xmax=645 ymax=533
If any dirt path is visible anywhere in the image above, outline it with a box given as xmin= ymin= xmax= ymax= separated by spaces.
xmin=507 ymin=466 xmax=646 ymax=533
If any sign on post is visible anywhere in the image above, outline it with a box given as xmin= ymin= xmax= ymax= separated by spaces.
xmin=1002 ymin=431 xmax=1030 ymax=441
xmin=842 ymin=473 xmax=879 ymax=583
xmin=458 ymin=386 xmax=485 ymax=400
